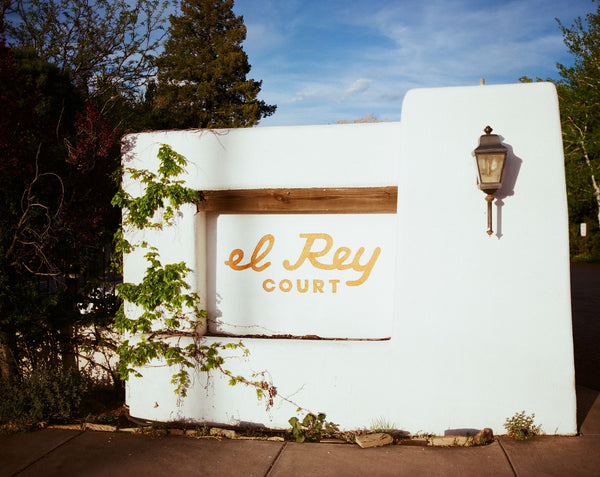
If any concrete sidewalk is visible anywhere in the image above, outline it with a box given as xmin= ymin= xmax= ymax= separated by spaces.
xmin=2 ymin=385 xmax=599 ymax=477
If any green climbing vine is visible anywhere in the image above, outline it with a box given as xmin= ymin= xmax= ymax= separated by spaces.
xmin=111 ymin=144 xmax=278 ymax=403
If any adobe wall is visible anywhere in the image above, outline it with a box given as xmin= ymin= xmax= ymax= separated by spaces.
xmin=122 ymin=82 xmax=576 ymax=435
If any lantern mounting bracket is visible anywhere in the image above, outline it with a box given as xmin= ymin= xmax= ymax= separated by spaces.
xmin=473 ymin=126 xmax=508 ymax=236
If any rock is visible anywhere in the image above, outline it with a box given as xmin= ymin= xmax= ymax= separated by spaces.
xmin=168 ymin=428 xmax=185 ymax=436
xmin=210 ymin=427 xmax=238 ymax=439
xmin=119 ymin=428 xmax=141 ymax=434
xmin=48 ymin=424 xmax=82 ymax=431
xmin=399 ymin=439 xmax=429 ymax=446
xmin=474 ymin=428 xmax=494 ymax=445
xmin=355 ymin=433 xmax=393 ymax=448
xmin=267 ymin=436 xmax=285 ymax=442
xmin=319 ymin=438 xmax=346 ymax=444
xmin=84 ymin=423 xmax=117 ymax=432
xmin=429 ymin=436 xmax=472 ymax=447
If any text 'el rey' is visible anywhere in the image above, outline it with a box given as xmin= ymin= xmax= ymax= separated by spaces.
xmin=224 ymin=233 xmax=381 ymax=292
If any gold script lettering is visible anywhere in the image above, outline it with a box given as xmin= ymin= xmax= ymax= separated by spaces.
xmin=345 ymin=247 xmax=381 ymax=286
xmin=224 ymin=234 xmax=274 ymax=271
xmin=282 ymin=233 xmax=380 ymax=286
xmin=283 ymin=233 xmax=334 ymax=270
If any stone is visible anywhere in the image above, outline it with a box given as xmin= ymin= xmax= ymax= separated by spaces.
xmin=319 ymin=438 xmax=346 ymax=444
xmin=267 ymin=436 xmax=285 ymax=442
xmin=118 ymin=428 xmax=141 ymax=434
xmin=355 ymin=433 xmax=393 ymax=448
xmin=474 ymin=428 xmax=494 ymax=445
xmin=210 ymin=427 xmax=238 ymax=439
xmin=429 ymin=436 xmax=472 ymax=447
xmin=399 ymin=439 xmax=429 ymax=446
xmin=84 ymin=423 xmax=117 ymax=432
xmin=168 ymin=428 xmax=185 ymax=436
xmin=48 ymin=424 xmax=82 ymax=431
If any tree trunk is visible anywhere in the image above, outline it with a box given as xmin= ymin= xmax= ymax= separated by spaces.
xmin=591 ymin=173 xmax=600 ymax=228
xmin=581 ymin=142 xmax=600 ymax=228
xmin=60 ymin=324 xmax=78 ymax=372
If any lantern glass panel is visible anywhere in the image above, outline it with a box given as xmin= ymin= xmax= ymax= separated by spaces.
xmin=477 ymin=153 xmax=505 ymax=185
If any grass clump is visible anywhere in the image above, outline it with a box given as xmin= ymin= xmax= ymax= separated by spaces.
xmin=370 ymin=417 xmax=396 ymax=434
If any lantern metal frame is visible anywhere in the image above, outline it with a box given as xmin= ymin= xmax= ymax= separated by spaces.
xmin=473 ymin=126 xmax=508 ymax=236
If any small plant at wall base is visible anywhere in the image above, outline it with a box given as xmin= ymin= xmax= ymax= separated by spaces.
xmin=370 ymin=417 xmax=396 ymax=434
xmin=112 ymin=144 xmax=279 ymax=404
xmin=503 ymin=411 xmax=542 ymax=440
xmin=288 ymin=413 xmax=339 ymax=442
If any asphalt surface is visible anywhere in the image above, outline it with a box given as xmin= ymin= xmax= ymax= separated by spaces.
xmin=571 ymin=262 xmax=600 ymax=392
xmin=1 ymin=263 xmax=599 ymax=477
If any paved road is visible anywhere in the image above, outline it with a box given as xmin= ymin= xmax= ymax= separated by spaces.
xmin=571 ymin=262 xmax=600 ymax=391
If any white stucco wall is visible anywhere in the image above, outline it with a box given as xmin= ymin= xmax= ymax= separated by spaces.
xmin=209 ymin=213 xmax=397 ymax=338
xmin=122 ymin=82 xmax=576 ymax=435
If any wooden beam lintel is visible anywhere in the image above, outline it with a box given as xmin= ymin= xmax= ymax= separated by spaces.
xmin=195 ymin=186 xmax=397 ymax=213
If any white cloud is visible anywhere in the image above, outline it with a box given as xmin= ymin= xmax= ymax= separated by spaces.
xmin=236 ymin=0 xmax=595 ymax=126
xmin=347 ymin=0 xmax=589 ymax=85
xmin=339 ymin=78 xmax=372 ymax=102
xmin=289 ymin=88 xmax=320 ymax=103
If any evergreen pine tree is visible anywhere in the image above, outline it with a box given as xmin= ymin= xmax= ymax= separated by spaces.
xmin=153 ymin=0 xmax=276 ymax=129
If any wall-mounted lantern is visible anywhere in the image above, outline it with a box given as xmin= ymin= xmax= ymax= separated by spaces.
xmin=473 ymin=126 xmax=508 ymax=236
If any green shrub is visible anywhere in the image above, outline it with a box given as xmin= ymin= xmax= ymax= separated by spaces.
xmin=0 ymin=367 xmax=90 ymax=428
xmin=288 ymin=413 xmax=339 ymax=443
xmin=503 ymin=411 xmax=541 ymax=440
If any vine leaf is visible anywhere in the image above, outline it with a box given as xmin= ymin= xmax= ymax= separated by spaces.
xmin=112 ymin=144 xmax=280 ymax=405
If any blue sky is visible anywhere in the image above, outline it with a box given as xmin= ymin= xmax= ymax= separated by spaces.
xmin=230 ymin=0 xmax=597 ymax=126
